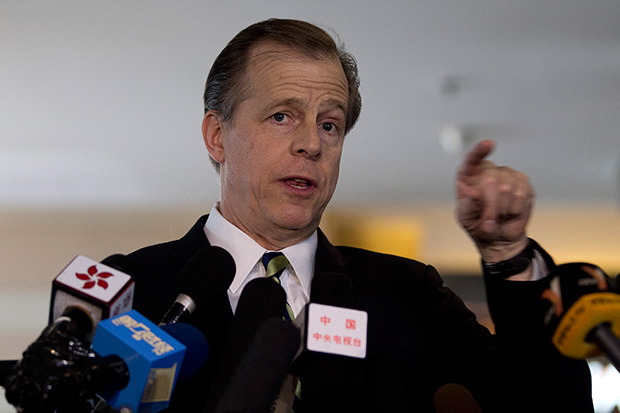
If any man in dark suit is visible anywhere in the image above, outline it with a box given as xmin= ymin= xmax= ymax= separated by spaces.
xmin=126 ymin=18 xmax=593 ymax=412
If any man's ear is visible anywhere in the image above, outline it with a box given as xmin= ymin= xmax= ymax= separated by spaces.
xmin=202 ymin=111 xmax=225 ymax=164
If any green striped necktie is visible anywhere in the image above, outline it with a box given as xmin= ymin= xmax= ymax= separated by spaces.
xmin=261 ymin=252 xmax=295 ymax=321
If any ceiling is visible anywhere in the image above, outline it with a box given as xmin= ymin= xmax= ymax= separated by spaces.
xmin=1 ymin=0 xmax=619 ymax=209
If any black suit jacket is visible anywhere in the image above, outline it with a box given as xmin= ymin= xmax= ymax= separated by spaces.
xmin=126 ymin=215 xmax=593 ymax=412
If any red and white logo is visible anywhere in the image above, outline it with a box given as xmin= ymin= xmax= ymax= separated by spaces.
xmin=76 ymin=265 xmax=114 ymax=290
xmin=56 ymin=255 xmax=132 ymax=303
xmin=306 ymin=303 xmax=367 ymax=359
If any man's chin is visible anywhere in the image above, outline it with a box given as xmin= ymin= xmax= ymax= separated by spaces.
xmin=275 ymin=211 xmax=321 ymax=234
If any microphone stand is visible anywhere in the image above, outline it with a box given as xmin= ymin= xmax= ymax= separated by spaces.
xmin=587 ymin=324 xmax=620 ymax=373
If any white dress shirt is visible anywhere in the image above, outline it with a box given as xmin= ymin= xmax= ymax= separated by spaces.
xmin=203 ymin=203 xmax=316 ymax=316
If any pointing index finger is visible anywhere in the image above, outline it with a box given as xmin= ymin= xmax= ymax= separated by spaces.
xmin=459 ymin=139 xmax=496 ymax=178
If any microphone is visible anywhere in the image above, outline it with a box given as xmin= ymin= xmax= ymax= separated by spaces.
xmin=101 ymin=253 xmax=138 ymax=277
xmin=49 ymin=254 xmax=135 ymax=341
xmin=5 ymin=309 xmax=205 ymax=413
xmin=290 ymin=272 xmax=366 ymax=412
xmin=91 ymin=310 xmax=207 ymax=413
xmin=211 ymin=317 xmax=301 ymax=413
xmin=4 ymin=254 xmax=135 ymax=411
xmin=89 ymin=246 xmax=229 ymax=413
xmin=541 ymin=262 xmax=620 ymax=371
xmin=91 ymin=322 xmax=210 ymax=413
xmin=433 ymin=383 xmax=482 ymax=413
xmin=159 ymin=322 xmax=209 ymax=384
xmin=4 ymin=308 xmax=113 ymax=412
xmin=0 ymin=359 xmax=17 ymax=387
xmin=204 ymin=277 xmax=288 ymax=412
xmin=160 ymin=246 xmax=235 ymax=325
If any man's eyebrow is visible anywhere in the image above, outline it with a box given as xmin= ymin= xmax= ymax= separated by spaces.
xmin=267 ymin=97 xmax=347 ymax=112
xmin=266 ymin=97 xmax=307 ymax=111
xmin=321 ymin=97 xmax=347 ymax=116
xmin=263 ymin=97 xmax=347 ymax=121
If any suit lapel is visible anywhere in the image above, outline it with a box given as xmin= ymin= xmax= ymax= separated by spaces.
xmin=314 ymin=228 xmax=349 ymax=274
xmin=169 ymin=215 xmax=235 ymax=368
xmin=170 ymin=214 xmax=212 ymax=262
xmin=177 ymin=219 xmax=356 ymax=343
xmin=176 ymin=221 xmax=354 ymax=313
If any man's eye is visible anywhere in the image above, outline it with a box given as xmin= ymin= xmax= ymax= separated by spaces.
xmin=321 ymin=122 xmax=336 ymax=132
xmin=272 ymin=113 xmax=286 ymax=122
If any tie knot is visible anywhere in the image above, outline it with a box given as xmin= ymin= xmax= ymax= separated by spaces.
xmin=262 ymin=252 xmax=289 ymax=279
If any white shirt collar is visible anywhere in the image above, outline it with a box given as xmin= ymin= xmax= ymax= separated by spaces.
xmin=203 ymin=203 xmax=316 ymax=297
xmin=280 ymin=231 xmax=317 ymax=295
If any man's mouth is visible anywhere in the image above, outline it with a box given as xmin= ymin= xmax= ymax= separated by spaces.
xmin=283 ymin=178 xmax=313 ymax=189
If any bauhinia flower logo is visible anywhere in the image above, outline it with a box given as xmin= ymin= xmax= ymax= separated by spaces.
xmin=75 ymin=265 xmax=113 ymax=290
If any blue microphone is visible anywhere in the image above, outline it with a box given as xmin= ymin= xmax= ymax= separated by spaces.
xmin=160 ymin=322 xmax=209 ymax=384
xmin=92 ymin=310 xmax=208 ymax=413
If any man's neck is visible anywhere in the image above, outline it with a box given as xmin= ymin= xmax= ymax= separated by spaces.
xmin=215 ymin=204 xmax=317 ymax=250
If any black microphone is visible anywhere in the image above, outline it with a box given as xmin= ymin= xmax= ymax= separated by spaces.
xmin=100 ymin=253 xmax=138 ymax=277
xmin=290 ymin=271 xmax=358 ymax=412
xmin=0 ymin=359 xmax=18 ymax=387
xmin=4 ymin=254 xmax=137 ymax=411
xmin=160 ymin=246 xmax=236 ymax=325
xmin=211 ymin=317 xmax=301 ymax=413
xmin=5 ymin=311 xmax=208 ymax=413
xmin=4 ymin=310 xmax=107 ymax=412
xmin=204 ymin=277 xmax=288 ymax=412
xmin=541 ymin=262 xmax=620 ymax=371
xmin=309 ymin=271 xmax=356 ymax=308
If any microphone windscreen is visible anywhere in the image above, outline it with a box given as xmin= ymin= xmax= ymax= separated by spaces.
xmin=205 ymin=278 xmax=287 ymax=411
xmin=291 ymin=272 xmax=357 ymax=408
xmin=160 ymin=323 xmax=209 ymax=383
xmin=0 ymin=359 xmax=17 ymax=386
xmin=433 ymin=383 xmax=482 ymax=413
xmin=212 ymin=318 xmax=300 ymax=413
xmin=176 ymin=246 xmax=236 ymax=299
xmin=555 ymin=263 xmax=613 ymax=308
xmin=100 ymin=254 xmax=137 ymax=276
xmin=234 ymin=277 xmax=288 ymax=323
xmin=159 ymin=246 xmax=236 ymax=326
xmin=310 ymin=271 xmax=355 ymax=308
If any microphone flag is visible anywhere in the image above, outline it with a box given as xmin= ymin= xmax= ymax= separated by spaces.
xmin=301 ymin=303 xmax=368 ymax=359
xmin=49 ymin=255 xmax=134 ymax=336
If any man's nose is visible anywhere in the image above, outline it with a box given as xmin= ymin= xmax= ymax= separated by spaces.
xmin=292 ymin=123 xmax=322 ymax=160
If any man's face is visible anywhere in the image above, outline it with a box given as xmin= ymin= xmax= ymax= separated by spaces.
xmin=204 ymin=41 xmax=349 ymax=249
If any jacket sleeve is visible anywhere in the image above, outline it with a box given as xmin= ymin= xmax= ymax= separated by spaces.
xmin=484 ymin=271 xmax=594 ymax=412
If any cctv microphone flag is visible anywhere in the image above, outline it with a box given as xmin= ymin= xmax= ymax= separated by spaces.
xmin=296 ymin=302 xmax=368 ymax=359
xmin=92 ymin=310 xmax=186 ymax=413
xmin=49 ymin=255 xmax=135 ymax=339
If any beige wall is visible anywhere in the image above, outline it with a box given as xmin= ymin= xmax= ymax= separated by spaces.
xmin=1 ymin=202 xmax=619 ymax=355
xmin=1 ymin=203 xmax=619 ymax=411
xmin=3 ymin=203 xmax=618 ymax=289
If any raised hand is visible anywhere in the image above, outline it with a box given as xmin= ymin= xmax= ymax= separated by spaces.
xmin=455 ymin=140 xmax=534 ymax=263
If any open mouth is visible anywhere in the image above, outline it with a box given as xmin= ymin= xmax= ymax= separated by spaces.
xmin=283 ymin=178 xmax=313 ymax=189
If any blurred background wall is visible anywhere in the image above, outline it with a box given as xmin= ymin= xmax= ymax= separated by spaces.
xmin=1 ymin=1 xmax=619 ymax=411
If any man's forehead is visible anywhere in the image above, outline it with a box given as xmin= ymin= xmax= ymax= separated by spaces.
xmin=247 ymin=40 xmax=340 ymax=71
xmin=243 ymin=41 xmax=348 ymax=106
